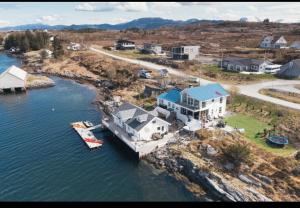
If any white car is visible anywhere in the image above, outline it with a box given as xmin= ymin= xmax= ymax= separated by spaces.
xmin=139 ymin=69 xmax=152 ymax=79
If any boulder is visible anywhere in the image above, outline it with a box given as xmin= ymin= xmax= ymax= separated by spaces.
xmin=224 ymin=162 xmax=234 ymax=171
xmin=253 ymin=173 xmax=273 ymax=185
xmin=206 ymin=144 xmax=218 ymax=156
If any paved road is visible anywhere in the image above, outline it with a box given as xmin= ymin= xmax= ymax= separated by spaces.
xmin=90 ymin=46 xmax=300 ymax=111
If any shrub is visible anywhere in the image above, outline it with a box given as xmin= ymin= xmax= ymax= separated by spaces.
xmin=223 ymin=143 xmax=250 ymax=168
xmin=295 ymin=151 xmax=300 ymax=161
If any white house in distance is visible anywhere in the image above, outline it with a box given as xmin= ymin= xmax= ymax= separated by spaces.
xmin=219 ymin=57 xmax=281 ymax=74
xmin=0 ymin=65 xmax=28 ymax=92
xmin=111 ymin=102 xmax=170 ymax=142
xmin=67 ymin=42 xmax=82 ymax=51
xmin=115 ymin=39 xmax=136 ymax=50
xmin=260 ymin=35 xmax=288 ymax=49
xmin=171 ymin=45 xmax=200 ymax=60
xmin=157 ymin=83 xmax=229 ymax=125
xmin=141 ymin=43 xmax=163 ymax=55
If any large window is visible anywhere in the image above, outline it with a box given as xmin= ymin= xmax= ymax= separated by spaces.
xmin=194 ymin=100 xmax=199 ymax=108
xmin=188 ymin=97 xmax=193 ymax=106
xmin=202 ymin=101 xmax=206 ymax=108
xmin=181 ymin=107 xmax=187 ymax=115
xmin=182 ymin=93 xmax=187 ymax=103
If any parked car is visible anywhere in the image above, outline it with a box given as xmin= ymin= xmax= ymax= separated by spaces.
xmin=159 ymin=68 xmax=169 ymax=77
xmin=188 ymin=76 xmax=200 ymax=83
xmin=139 ymin=69 xmax=152 ymax=79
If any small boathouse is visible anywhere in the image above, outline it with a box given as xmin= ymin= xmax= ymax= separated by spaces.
xmin=0 ymin=65 xmax=27 ymax=93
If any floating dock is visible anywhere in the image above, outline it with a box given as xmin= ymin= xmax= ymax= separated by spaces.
xmin=71 ymin=121 xmax=103 ymax=149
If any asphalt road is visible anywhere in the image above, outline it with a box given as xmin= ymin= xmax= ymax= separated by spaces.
xmin=90 ymin=46 xmax=300 ymax=111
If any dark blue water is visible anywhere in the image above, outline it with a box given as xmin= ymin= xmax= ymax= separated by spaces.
xmin=0 ymin=53 xmax=22 ymax=73
xmin=0 ymin=54 xmax=198 ymax=201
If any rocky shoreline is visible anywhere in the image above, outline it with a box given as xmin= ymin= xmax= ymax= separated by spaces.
xmin=26 ymin=74 xmax=55 ymax=89
xmin=145 ymin=140 xmax=273 ymax=202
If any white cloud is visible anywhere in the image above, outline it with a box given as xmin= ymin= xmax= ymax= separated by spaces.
xmin=75 ymin=2 xmax=148 ymax=12
xmin=89 ymin=17 xmax=128 ymax=24
xmin=75 ymin=2 xmax=114 ymax=12
xmin=247 ymin=5 xmax=258 ymax=12
xmin=117 ymin=2 xmax=148 ymax=12
xmin=36 ymin=14 xmax=62 ymax=23
xmin=0 ymin=20 xmax=10 ymax=26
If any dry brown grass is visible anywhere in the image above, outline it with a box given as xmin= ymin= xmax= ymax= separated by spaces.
xmin=259 ymin=89 xmax=300 ymax=104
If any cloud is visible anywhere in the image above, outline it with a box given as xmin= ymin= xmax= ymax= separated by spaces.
xmin=89 ymin=17 xmax=128 ymax=24
xmin=247 ymin=5 xmax=258 ymax=11
xmin=0 ymin=20 xmax=10 ymax=26
xmin=75 ymin=2 xmax=148 ymax=12
xmin=75 ymin=2 xmax=114 ymax=12
xmin=36 ymin=14 xmax=62 ymax=23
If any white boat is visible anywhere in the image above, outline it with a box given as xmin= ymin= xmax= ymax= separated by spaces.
xmin=84 ymin=121 xmax=94 ymax=128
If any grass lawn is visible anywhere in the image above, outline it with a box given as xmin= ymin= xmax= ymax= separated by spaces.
xmin=225 ymin=114 xmax=296 ymax=156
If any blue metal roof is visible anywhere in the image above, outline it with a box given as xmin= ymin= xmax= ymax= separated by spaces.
xmin=186 ymin=83 xmax=229 ymax=101
xmin=157 ymin=88 xmax=181 ymax=103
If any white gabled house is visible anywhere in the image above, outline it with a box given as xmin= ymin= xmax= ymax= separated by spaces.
xmin=111 ymin=102 xmax=170 ymax=142
xmin=0 ymin=65 xmax=27 ymax=92
xmin=260 ymin=35 xmax=288 ymax=49
xmin=157 ymin=83 xmax=229 ymax=124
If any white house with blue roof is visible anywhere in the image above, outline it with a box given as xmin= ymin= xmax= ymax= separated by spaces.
xmin=157 ymin=83 xmax=229 ymax=124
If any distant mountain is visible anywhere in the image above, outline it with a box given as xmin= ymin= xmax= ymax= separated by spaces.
xmin=0 ymin=17 xmax=223 ymax=31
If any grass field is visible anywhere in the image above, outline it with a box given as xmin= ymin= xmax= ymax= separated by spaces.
xmin=225 ymin=114 xmax=296 ymax=156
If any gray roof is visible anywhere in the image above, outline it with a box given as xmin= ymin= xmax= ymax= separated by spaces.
xmin=223 ymin=57 xmax=270 ymax=67
xmin=277 ymin=59 xmax=300 ymax=78
xmin=112 ymin=102 xmax=155 ymax=131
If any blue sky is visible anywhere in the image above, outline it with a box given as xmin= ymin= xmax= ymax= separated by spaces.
xmin=0 ymin=2 xmax=300 ymax=27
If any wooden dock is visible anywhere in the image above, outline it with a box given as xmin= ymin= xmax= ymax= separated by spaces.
xmin=71 ymin=121 xmax=103 ymax=149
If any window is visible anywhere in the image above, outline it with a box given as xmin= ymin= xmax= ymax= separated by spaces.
xmin=194 ymin=100 xmax=199 ymax=108
xmin=172 ymin=104 xmax=175 ymax=109
xmin=219 ymin=107 xmax=222 ymax=114
xmin=181 ymin=108 xmax=187 ymax=115
xmin=159 ymin=99 xmax=163 ymax=105
xmin=168 ymin=102 xmax=171 ymax=107
xmin=188 ymin=97 xmax=193 ymax=106
xmin=157 ymin=127 xmax=160 ymax=130
xmin=152 ymin=120 xmax=156 ymax=124
xmin=220 ymin=97 xmax=223 ymax=103
xmin=182 ymin=93 xmax=187 ymax=103
xmin=212 ymin=99 xmax=215 ymax=102
xmin=202 ymin=102 xmax=206 ymax=108
xmin=162 ymin=126 xmax=164 ymax=131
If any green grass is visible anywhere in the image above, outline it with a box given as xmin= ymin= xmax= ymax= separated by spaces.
xmin=225 ymin=114 xmax=296 ymax=156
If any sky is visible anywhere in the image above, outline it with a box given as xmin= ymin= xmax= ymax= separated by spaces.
xmin=0 ymin=2 xmax=300 ymax=27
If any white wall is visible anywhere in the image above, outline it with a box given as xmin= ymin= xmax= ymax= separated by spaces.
xmin=0 ymin=73 xmax=26 ymax=89
xmin=138 ymin=117 xmax=169 ymax=141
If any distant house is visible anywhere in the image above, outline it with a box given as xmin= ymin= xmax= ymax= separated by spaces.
xmin=277 ymin=59 xmax=300 ymax=78
xmin=260 ymin=35 xmax=288 ymax=49
xmin=143 ymin=84 xmax=165 ymax=98
xmin=49 ymin=36 xmax=54 ymax=42
xmin=157 ymin=83 xmax=229 ymax=124
xmin=111 ymin=102 xmax=170 ymax=142
xmin=0 ymin=65 xmax=27 ymax=92
xmin=141 ymin=43 xmax=162 ymax=54
xmin=67 ymin=42 xmax=81 ymax=51
xmin=115 ymin=39 xmax=135 ymax=50
xmin=219 ymin=57 xmax=278 ymax=73
xmin=290 ymin=41 xmax=300 ymax=50
xmin=171 ymin=45 xmax=200 ymax=60
xmin=8 ymin=47 xmax=18 ymax=53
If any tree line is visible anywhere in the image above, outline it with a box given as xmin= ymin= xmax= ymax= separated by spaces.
xmin=4 ymin=30 xmax=49 ymax=52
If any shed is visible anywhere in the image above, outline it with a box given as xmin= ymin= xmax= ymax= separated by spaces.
xmin=0 ymin=65 xmax=27 ymax=92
